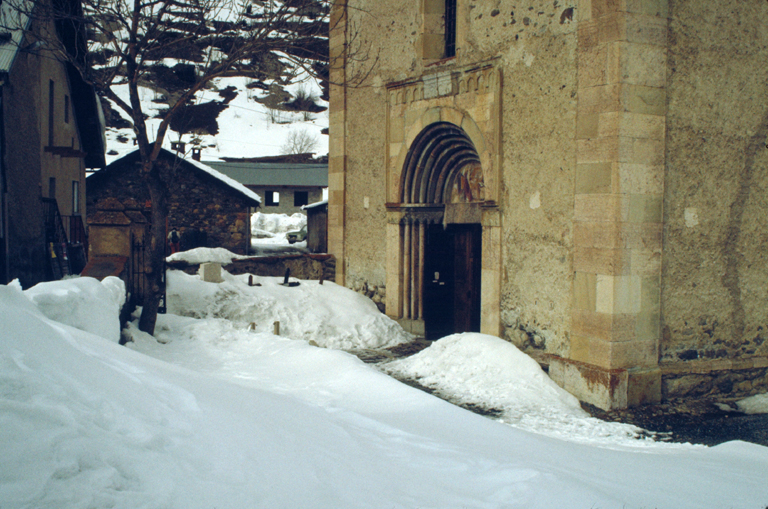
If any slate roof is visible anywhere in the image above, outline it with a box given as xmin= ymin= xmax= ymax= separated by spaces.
xmin=203 ymin=161 xmax=328 ymax=188
xmin=88 ymin=148 xmax=262 ymax=206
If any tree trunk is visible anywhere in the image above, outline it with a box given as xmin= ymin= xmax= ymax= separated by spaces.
xmin=138 ymin=166 xmax=169 ymax=335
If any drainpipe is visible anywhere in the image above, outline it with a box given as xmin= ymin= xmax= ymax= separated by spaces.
xmin=0 ymin=86 xmax=8 ymax=284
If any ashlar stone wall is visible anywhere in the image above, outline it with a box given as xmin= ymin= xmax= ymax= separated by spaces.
xmin=331 ymin=0 xmax=768 ymax=408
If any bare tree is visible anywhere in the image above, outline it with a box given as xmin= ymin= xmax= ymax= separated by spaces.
xmin=281 ymin=128 xmax=319 ymax=154
xmin=1 ymin=0 xmax=350 ymax=335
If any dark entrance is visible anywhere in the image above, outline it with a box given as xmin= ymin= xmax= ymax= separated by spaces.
xmin=423 ymin=223 xmax=481 ymax=340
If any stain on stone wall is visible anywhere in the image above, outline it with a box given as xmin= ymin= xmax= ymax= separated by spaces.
xmin=662 ymin=0 xmax=768 ymax=371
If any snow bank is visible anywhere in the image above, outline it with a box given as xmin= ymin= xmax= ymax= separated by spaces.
xmin=384 ymin=333 xmax=653 ymax=445
xmin=251 ymin=211 xmax=306 ymax=236
xmin=164 ymin=269 xmax=411 ymax=350
xmin=736 ymin=392 xmax=768 ymax=414
xmin=23 ymin=276 xmax=125 ymax=343
xmin=166 ymin=247 xmax=247 ymax=265
xmin=249 ymin=212 xmax=310 ymax=255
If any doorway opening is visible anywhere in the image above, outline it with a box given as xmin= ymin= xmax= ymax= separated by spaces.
xmin=423 ymin=223 xmax=481 ymax=340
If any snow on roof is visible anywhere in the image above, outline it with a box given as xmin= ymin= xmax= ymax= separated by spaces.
xmin=302 ymin=199 xmax=327 ymax=211
xmin=0 ymin=0 xmax=32 ymax=75
xmin=184 ymin=155 xmax=262 ymax=204
xmin=92 ymin=148 xmax=262 ymax=205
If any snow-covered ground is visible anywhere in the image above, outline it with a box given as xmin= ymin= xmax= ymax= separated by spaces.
xmin=2 ymin=274 xmax=768 ymax=509
xmin=105 ymin=77 xmax=328 ymax=165
xmin=249 ymin=211 xmax=309 ymax=255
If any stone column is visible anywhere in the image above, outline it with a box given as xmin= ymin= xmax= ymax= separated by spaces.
xmin=562 ymin=0 xmax=668 ymax=409
xmin=481 ymin=203 xmax=502 ymax=337
xmin=328 ymin=1 xmax=348 ymax=285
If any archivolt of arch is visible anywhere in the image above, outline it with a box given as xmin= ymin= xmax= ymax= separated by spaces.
xmin=400 ymin=122 xmax=481 ymax=205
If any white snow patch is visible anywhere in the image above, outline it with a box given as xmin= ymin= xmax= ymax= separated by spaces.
xmin=384 ymin=333 xmax=661 ymax=446
xmin=164 ymin=269 xmax=410 ymax=350
xmin=167 ymin=247 xmax=248 ymax=265
xmin=736 ymin=392 xmax=768 ymax=414
xmin=251 ymin=211 xmax=306 ymax=237
xmin=105 ymin=76 xmax=328 ymax=165
xmin=184 ymin=156 xmax=262 ymax=204
xmin=249 ymin=212 xmax=309 ymax=255
xmin=23 ymin=276 xmax=125 ymax=343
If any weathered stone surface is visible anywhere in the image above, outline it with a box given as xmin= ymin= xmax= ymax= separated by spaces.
xmin=330 ymin=0 xmax=768 ymax=409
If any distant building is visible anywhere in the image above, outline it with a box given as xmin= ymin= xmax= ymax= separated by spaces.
xmin=0 ymin=0 xmax=106 ymax=288
xmin=204 ymin=161 xmax=327 ymax=216
xmin=86 ymin=149 xmax=261 ymax=258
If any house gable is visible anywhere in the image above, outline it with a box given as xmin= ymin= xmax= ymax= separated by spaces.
xmin=87 ymin=149 xmax=259 ymax=255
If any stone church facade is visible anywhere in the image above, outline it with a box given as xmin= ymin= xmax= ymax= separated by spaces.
xmin=328 ymin=0 xmax=768 ymax=409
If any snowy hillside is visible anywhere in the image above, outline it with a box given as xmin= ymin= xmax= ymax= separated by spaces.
xmin=104 ymin=77 xmax=328 ymax=165
xmin=2 ymin=274 xmax=768 ymax=508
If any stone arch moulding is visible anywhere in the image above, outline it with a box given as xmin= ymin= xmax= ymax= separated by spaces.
xmin=390 ymin=107 xmax=495 ymax=205
xmin=400 ymin=121 xmax=482 ymax=205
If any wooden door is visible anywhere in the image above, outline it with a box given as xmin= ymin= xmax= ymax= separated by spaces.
xmin=452 ymin=224 xmax=481 ymax=334
xmin=423 ymin=223 xmax=481 ymax=340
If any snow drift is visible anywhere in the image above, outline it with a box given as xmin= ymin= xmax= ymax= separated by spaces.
xmin=2 ymin=277 xmax=768 ymax=509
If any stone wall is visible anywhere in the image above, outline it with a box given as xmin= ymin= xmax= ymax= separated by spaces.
xmin=167 ymin=254 xmax=336 ymax=282
xmin=332 ymin=0 xmax=578 ymax=349
xmin=659 ymin=0 xmax=768 ymax=398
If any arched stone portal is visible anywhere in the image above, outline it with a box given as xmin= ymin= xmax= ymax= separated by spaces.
xmin=389 ymin=122 xmax=486 ymax=339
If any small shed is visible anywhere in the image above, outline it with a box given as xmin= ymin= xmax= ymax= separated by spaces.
xmin=86 ymin=148 xmax=261 ymax=256
xmin=303 ymin=199 xmax=328 ymax=254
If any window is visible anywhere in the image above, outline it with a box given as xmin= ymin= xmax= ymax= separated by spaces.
xmin=265 ymin=190 xmax=279 ymax=206
xmin=64 ymin=95 xmax=70 ymax=124
xmin=72 ymin=181 xmax=80 ymax=214
xmin=444 ymin=0 xmax=457 ymax=58
xmin=422 ymin=0 xmax=457 ymax=60
xmin=48 ymin=177 xmax=56 ymax=199
xmin=48 ymin=80 xmax=54 ymax=146
xmin=294 ymin=191 xmax=309 ymax=207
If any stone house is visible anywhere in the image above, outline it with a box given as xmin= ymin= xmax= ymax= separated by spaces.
xmin=0 ymin=0 xmax=106 ymax=288
xmin=205 ymin=160 xmax=327 ymax=216
xmin=328 ymin=0 xmax=768 ymax=409
xmin=86 ymin=149 xmax=261 ymax=256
